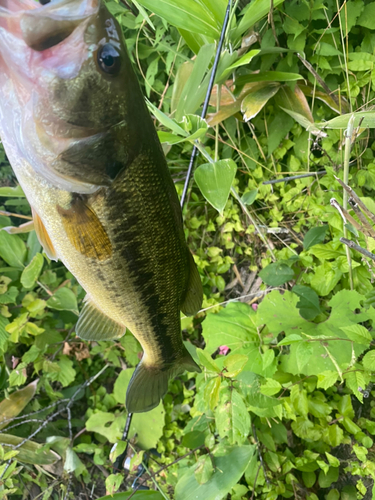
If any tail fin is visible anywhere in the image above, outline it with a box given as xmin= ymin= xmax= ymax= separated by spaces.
xmin=126 ymin=349 xmax=201 ymax=413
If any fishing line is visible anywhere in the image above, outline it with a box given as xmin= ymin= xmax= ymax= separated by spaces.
xmin=115 ymin=0 xmax=232 ymax=484
xmin=180 ymin=0 xmax=233 ymax=208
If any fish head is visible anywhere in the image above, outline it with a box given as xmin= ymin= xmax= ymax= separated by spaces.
xmin=0 ymin=0 xmax=146 ymax=192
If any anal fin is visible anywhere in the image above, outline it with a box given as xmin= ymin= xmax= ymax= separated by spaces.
xmin=32 ymin=209 xmax=58 ymax=261
xmin=180 ymin=250 xmax=203 ymax=317
xmin=76 ymin=297 xmax=126 ymax=341
xmin=57 ymin=196 xmax=112 ymax=261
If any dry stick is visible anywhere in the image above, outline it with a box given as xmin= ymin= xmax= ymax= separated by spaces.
xmin=263 ymin=170 xmax=326 ymax=185
xmin=340 ymin=238 xmax=375 ymax=262
xmin=0 ymin=364 xmax=109 ymax=480
xmin=335 ymin=175 xmax=375 ymax=226
xmin=329 ymin=198 xmax=366 ymax=236
xmin=348 ymin=198 xmax=375 ymax=238
xmin=296 ymin=53 xmax=341 ymax=108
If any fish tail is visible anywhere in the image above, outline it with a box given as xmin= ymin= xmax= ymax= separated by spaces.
xmin=126 ymin=349 xmax=201 ymax=413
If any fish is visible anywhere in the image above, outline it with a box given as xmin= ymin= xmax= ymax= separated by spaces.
xmin=0 ymin=0 xmax=203 ymax=413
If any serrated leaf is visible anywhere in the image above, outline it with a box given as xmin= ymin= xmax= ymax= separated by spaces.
xmin=317 ymin=371 xmax=338 ymax=390
xmin=259 ymin=262 xmax=294 ymax=286
xmin=194 ymin=159 xmax=237 ymax=213
xmin=362 ymin=350 xmax=375 ymax=371
xmin=340 ymin=325 xmax=372 ymax=346
xmin=296 ymin=341 xmax=313 ymax=371
xmin=216 ymin=389 xmax=250 ymax=444
xmin=293 ymin=285 xmax=321 ymax=320
xmin=223 ymin=354 xmax=248 ymax=378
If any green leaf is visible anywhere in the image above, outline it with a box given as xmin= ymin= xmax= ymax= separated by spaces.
xmin=362 ymin=350 xmax=375 ymax=371
xmin=317 ymin=111 xmax=375 ymax=130
xmin=194 ymin=455 xmax=214 ymax=484
xmin=318 ymin=467 xmax=339 ymax=488
xmin=0 ymin=434 xmax=60 ymax=465
xmin=223 ymin=354 xmax=248 ymax=378
xmin=241 ymin=189 xmax=258 ymax=206
xmin=175 ymin=445 xmax=255 ymax=500
xmin=47 ymin=288 xmax=78 ymax=314
xmin=234 ymin=0 xmax=285 ymax=40
xmin=317 ymin=371 xmax=338 ymax=390
xmin=219 ymin=49 xmax=260 ymax=80
xmin=215 ymin=388 xmax=250 ymax=444
xmin=259 ymin=262 xmax=294 ymax=286
xmin=136 ymin=0 xmax=220 ymax=38
xmin=293 ymin=285 xmax=321 ymax=320
xmin=278 ymin=334 xmax=303 ymax=346
xmin=0 ymin=231 xmax=27 ymax=269
xmin=20 ymin=253 xmax=44 ymax=289
xmin=64 ymin=447 xmax=84 ymax=473
xmin=194 ymin=159 xmax=237 ymax=213
xmin=146 ymin=100 xmax=187 ymax=136
xmin=0 ymin=380 xmax=37 ymax=430
xmin=340 ymin=325 xmax=372 ymax=346
xmin=357 ymin=2 xmax=375 ymax=29
xmin=0 ymin=186 xmax=25 ymax=197
xmin=236 ymin=72 xmax=303 ymax=85
xmin=105 ymin=474 xmax=123 ymax=496
xmin=241 ymin=83 xmax=280 ymax=121
xmin=296 ymin=341 xmax=313 ymax=371
xmin=197 ymin=348 xmax=221 ymax=373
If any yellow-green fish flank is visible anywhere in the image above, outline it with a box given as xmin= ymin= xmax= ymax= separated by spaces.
xmin=0 ymin=0 xmax=202 ymax=412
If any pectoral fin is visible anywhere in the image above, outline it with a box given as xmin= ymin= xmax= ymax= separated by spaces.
xmin=57 ymin=196 xmax=112 ymax=261
xmin=2 ymin=221 xmax=34 ymax=234
xmin=76 ymin=297 xmax=126 ymax=341
xmin=180 ymin=250 xmax=203 ymax=317
xmin=32 ymin=209 xmax=58 ymax=261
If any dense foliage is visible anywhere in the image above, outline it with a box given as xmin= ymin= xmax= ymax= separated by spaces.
xmin=1 ymin=0 xmax=375 ymax=498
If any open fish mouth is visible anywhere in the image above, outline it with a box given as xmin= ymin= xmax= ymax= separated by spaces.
xmin=0 ymin=0 xmax=99 ymax=51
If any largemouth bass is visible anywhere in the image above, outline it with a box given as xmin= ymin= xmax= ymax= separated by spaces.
xmin=0 ymin=0 xmax=202 ymax=412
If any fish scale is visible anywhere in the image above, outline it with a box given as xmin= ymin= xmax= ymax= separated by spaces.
xmin=0 ymin=0 xmax=203 ymax=412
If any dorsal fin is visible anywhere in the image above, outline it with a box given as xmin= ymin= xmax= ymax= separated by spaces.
xmin=57 ymin=196 xmax=112 ymax=261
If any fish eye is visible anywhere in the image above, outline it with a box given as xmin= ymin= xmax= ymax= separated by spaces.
xmin=97 ymin=43 xmax=121 ymax=76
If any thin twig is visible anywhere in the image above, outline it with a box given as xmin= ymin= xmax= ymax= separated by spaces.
xmin=335 ymin=176 xmax=375 ymax=226
xmin=252 ymin=424 xmax=270 ymax=486
xmin=340 ymin=238 xmax=375 ymax=262
xmin=263 ymin=170 xmax=326 ymax=185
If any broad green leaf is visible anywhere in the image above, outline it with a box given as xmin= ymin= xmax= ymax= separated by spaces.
xmin=275 ymin=84 xmax=313 ymax=124
xmin=241 ymin=189 xmax=258 ymax=206
xmin=316 ymin=111 xmax=375 ymax=130
xmin=234 ymin=0 xmax=285 ymax=40
xmin=293 ymin=285 xmax=321 ymax=320
xmin=260 ymin=378 xmax=282 ymax=397
xmin=296 ymin=341 xmax=313 ymax=371
xmin=205 ymin=377 xmax=221 ymax=411
xmin=241 ymin=83 xmax=280 ymax=121
xmin=20 ymin=253 xmax=44 ymax=289
xmin=223 ymin=354 xmax=248 ymax=378
xmin=0 ymin=186 xmax=25 ymax=197
xmin=235 ymin=72 xmax=303 ymax=86
xmin=278 ymin=334 xmax=303 ymax=346
xmin=178 ymin=114 xmax=209 ymax=141
xmin=219 ymin=49 xmax=260 ymax=80
xmin=362 ymin=350 xmax=375 ymax=371
xmin=303 ymin=225 xmax=328 ymax=250
xmin=175 ymin=445 xmax=255 ymax=500
xmin=0 ymin=380 xmax=37 ymax=430
xmin=259 ymin=261 xmax=294 ymax=286
xmin=197 ymin=348 xmax=221 ymax=373
xmin=64 ymin=447 xmax=84 ymax=473
xmin=194 ymin=455 xmax=213 ymax=484
xmin=47 ymin=288 xmax=78 ymax=314
xmin=0 ymin=434 xmax=60 ymax=465
xmin=112 ymin=370 xmax=165 ymax=449
xmin=146 ymin=99 xmax=187 ymax=136
xmin=0 ymin=231 xmax=27 ymax=269
xmin=279 ymin=106 xmax=326 ymax=136
xmin=357 ymin=2 xmax=375 ymax=29
xmin=136 ymin=0 xmax=220 ymax=38
xmin=216 ymin=388 xmax=250 ymax=444
xmin=340 ymin=325 xmax=372 ymax=346
xmin=105 ymin=474 xmax=124 ymax=496
xmin=171 ymin=61 xmax=194 ymax=113
xmin=317 ymin=371 xmax=339 ymax=390
xmin=194 ymin=159 xmax=237 ymax=213
xmin=310 ymin=262 xmax=342 ymax=297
